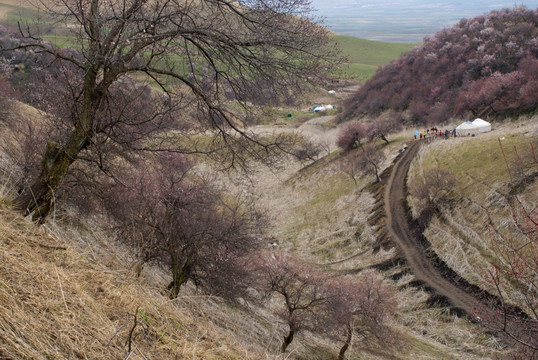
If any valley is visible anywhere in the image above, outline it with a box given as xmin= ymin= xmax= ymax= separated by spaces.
xmin=0 ymin=1 xmax=537 ymax=359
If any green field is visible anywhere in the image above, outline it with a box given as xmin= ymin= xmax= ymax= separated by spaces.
xmin=333 ymin=34 xmax=418 ymax=80
xmin=1 ymin=3 xmax=417 ymax=82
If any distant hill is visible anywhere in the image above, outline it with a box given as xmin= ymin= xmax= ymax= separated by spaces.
xmin=341 ymin=6 xmax=538 ymax=124
xmin=0 ymin=0 xmax=412 ymax=84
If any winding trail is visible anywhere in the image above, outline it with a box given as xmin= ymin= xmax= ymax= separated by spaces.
xmin=382 ymin=139 xmax=538 ymax=353
xmin=384 ymin=140 xmax=479 ymax=313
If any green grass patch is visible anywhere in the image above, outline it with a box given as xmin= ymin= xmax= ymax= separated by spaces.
xmin=410 ymin=337 xmax=456 ymax=359
xmin=333 ymin=34 xmax=417 ymax=80
xmin=333 ymin=35 xmax=417 ymax=66
xmin=286 ymin=150 xmax=342 ymax=184
xmin=41 ymin=35 xmax=79 ymax=48
xmin=340 ymin=63 xmax=379 ymax=82
xmin=420 ymin=133 xmax=537 ymax=198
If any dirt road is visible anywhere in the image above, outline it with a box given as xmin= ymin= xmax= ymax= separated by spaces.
xmin=383 ymin=138 xmax=538 ymax=354
xmin=384 ymin=140 xmax=479 ymax=313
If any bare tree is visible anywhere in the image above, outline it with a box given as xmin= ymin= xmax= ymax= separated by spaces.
xmin=409 ymin=166 xmax=458 ymax=224
xmin=336 ymin=120 xmax=368 ymax=152
xmin=108 ymin=153 xmax=265 ymax=299
xmin=6 ymin=0 xmax=342 ymax=221
xmin=324 ymin=271 xmax=398 ymax=360
xmin=254 ymin=251 xmax=329 ymax=353
xmin=292 ymin=138 xmax=322 ymax=166
xmin=367 ymin=111 xmax=403 ymax=145
xmin=355 ymin=143 xmax=386 ymax=182
xmin=341 ymin=141 xmax=385 ymax=184
xmin=341 ymin=152 xmax=362 ymax=185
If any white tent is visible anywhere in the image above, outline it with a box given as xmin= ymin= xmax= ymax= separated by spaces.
xmin=313 ymin=104 xmax=335 ymax=112
xmin=455 ymin=121 xmax=480 ymax=136
xmin=471 ymin=118 xmax=491 ymax=133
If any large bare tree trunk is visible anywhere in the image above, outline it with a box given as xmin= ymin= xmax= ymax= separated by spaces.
xmin=168 ymin=253 xmax=194 ymax=299
xmin=281 ymin=329 xmax=294 ymax=353
xmin=338 ymin=327 xmax=353 ymax=360
xmin=14 ymin=69 xmax=100 ymax=221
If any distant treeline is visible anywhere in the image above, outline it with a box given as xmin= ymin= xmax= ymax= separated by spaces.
xmin=341 ymin=7 xmax=538 ymax=125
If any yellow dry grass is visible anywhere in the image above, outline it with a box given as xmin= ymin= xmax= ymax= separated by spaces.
xmin=0 ymin=204 xmax=254 ymax=359
xmin=0 ymin=94 xmax=521 ymax=359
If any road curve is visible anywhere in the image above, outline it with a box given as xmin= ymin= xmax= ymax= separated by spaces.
xmin=384 ymin=140 xmax=479 ymax=313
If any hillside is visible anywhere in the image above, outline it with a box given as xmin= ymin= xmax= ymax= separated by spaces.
xmin=332 ymin=35 xmax=416 ymax=81
xmin=0 ymin=204 xmax=264 ymax=359
xmin=0 ymin=0 xmax=413 ymax=83
xmin=3 ymin=93 xmax=537 ymax=357
xmin=1 ymin=1 xmax=537 ymax=359
xmin=341 ymin=6 xmax=538 ymax=124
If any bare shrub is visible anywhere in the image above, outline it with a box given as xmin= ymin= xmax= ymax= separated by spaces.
xmin=409 ymin=167 xmax=458 ymax=224
xmin=475 ymin=195 xmax=538 ymax=356
xmin=336 ymin=121 xmax=368 ymax=152
xmin=108 ymin=153 xmax=265 ymax=300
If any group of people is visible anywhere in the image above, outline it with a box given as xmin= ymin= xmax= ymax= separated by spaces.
xmin=414 ymin=127 xmax=456 ymax=140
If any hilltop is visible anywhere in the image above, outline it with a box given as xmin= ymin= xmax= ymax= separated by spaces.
xmin=341 ymin=6 xmax=538 ymax=124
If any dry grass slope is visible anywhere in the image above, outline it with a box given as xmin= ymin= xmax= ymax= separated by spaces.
xmin=0 ymin=101 xmax=527 ymax=359
xmin=0 ymin=204 xmax=264 ymax=359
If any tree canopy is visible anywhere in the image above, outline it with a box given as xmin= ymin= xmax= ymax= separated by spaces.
xmin=1 ymin=0 xmax=342 ymax=220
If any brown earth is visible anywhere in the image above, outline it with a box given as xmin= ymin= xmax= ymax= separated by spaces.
xmin=384 ymin=140 xmax=481 ymax=313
